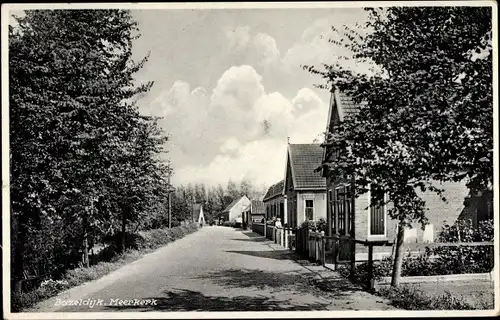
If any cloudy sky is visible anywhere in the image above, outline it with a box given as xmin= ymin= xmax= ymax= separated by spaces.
xmin=130 ymin=8 xmax=370 ymax=188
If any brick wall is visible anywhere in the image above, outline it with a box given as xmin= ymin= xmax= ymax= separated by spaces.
xmin=353 ymin=180 xmax=469 ymax=255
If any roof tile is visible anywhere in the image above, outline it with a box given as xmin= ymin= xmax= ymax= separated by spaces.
xmin=289 ymin=144 xmax=326 ymax=189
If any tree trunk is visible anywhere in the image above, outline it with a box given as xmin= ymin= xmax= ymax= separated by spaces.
xmin=13 ymin=215 xmax=28 ymax=295
xmin=82 ymin=234 xmax=89 ymax=268
xmin=391 ymin=219 xmax=405 ymax=287
xmin=82 ymin=211 xmax=90 ymax=268
xmin=121 ymin=215 xmax=127 ymax=253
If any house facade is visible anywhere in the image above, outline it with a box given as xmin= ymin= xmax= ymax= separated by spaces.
xmin=284 ymin=143 xmax=327 ymax=228
xmin=263 ymin=180 xmax=285 ymax=223
xmin=242 ymin=200 xmax=266 ymax=229
xmin=322 ymin=89 xmax=493 ymax=259
xmin=221 ymin=196 xmax=251 ymax=223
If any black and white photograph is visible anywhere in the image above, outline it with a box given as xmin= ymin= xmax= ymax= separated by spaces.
xmin=1 ymin=2 xmax=498 ymax=318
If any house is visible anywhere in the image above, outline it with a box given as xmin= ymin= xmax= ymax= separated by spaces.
xmin=221 ymin=195 xmax=251 ymax=224
xmin=242 ymin=200 xmax=266 ymax=229
xmin=284 ymin=143 xmax=327 ymax=228
xmin=263 ymin=180 xmax=285 ymax=223
xmin=192 ymin=204 xmax=205 ymax=226
xmin=322 ymin=89 xmax=493 ymax=260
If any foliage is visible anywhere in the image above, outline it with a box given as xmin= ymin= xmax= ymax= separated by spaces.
xmin=306 ymin=6 xmax=492 ymax=284
xmin=39 ymin=279 xmax=70 ymax=297
xmin=9 ymin=9 xmax=171 ymax=296
xmin=172 ymin=180 xmax=266 ymax=224
xmin=307 ymin=5 xmax=492 ymax=230
xmin=299 ymin=218 xmax=327 ymax=232
xmin=338 ymin=256 xmax=393 ymax=283
xmin=378 ymin=285 xmax=475 ymax=310
xmin=222 ymin=221 xmax=237 ymax=228
xmin=431 ymin=219 xmax=494 ymax=274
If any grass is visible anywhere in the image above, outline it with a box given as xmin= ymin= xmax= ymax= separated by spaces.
xmin=336 ymin=261 xmax=493 ymax=310
xmin=12 ymin=223 xmax=199 ymax=312
xmin=376 ymin=284 xmax=481 ymax=310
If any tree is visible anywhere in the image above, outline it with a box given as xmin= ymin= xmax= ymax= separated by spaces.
xmin=307 ymin=7 xmax=492 ymax=286
xmin=226 ymin=180 xmax=239 ymax=200
xmin=9 ymin=9 xmax=168 ymax=293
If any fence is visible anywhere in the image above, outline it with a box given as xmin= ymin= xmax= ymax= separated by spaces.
xmin=252 ymin=222 xmax=265 ymax=236
xmin=265 ymin=223 xmax=275 ymax=240
xmin=294 ymin=227 xmax=494 ymax=290
xmin=294 ymin=227 xmax=392 ymax=290
xmin=274 ymin=227 xmax=295 ymax=250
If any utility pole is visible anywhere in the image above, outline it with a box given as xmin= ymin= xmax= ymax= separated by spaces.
xmin=168 ymin=172 xmax=172 ymax=229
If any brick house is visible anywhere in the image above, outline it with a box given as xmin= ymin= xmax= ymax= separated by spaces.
xmin=284 ymin=143 xmax=327 ymax=228
xmin=263 ymin=180 xmax=285 ymax=222
xmin=322 ymin=89 xmax=492 ymax=260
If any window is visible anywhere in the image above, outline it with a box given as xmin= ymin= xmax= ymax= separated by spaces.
xmin=336 ymin=187 xmax=346 ymax=234
xmin=305 ymin=200 xmax=314 ymax=220
xmin=369 ymin=185 xmax=386 ymax=236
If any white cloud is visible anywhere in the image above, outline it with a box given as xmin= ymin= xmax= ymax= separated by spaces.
xmin=146 ymin=64 xmax=329 ymax=188
xmin=175 ymin=139 xmax=288 ymax=187
xmin=211 ymin=65 xmax=265 ymax=111
xmin=252 ymin=33 xmax=280 ymax=67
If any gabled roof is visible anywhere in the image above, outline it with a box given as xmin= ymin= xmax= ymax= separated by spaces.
xmin=222 ymin=196 xmax=248 ymax=213
xmin=322 ymin=89 xmax=365 ymax=176
xmin=263 ymin=180 xmax=284 ymax=202
xmin=250 ymin=199 xmax=265 ymax=214
xmin=288 ymin=144 xmax=326 ymax=190
xmin=326 ymin=89 xmax=364 ymax=133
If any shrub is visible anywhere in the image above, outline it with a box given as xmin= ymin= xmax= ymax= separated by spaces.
xmin=38 ymin=279 xmax=69 ymax=297
xmin=338 ymin=256 xmax=393 ymax=284
xmin=300 ymin=218 xmax=327 ymax=232
xmin=378 ymin=285 xmax=475 ymax=310
xmin=102 ymin=231 xmax=145 ymax=252
xmin=222 ymin=220 xmax=236 ymax=228
xmin=431 ymin=219 xmax=494 ymax=274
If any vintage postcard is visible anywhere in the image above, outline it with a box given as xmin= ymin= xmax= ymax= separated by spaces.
xmin=1 ymin=1 xmax=498 ymax=319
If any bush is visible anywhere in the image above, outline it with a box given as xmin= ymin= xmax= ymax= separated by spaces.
xmin=38 ymin=279 xmax=69 ymax=297
xmin=338 ymin=256 xmax=393 ymax=283
xmin=222 ymin=220 xmax=236 ymax=228
xmin=102 ymin=231 xmax=145 ymax=252
xmin=378 ymin=285 xmax=475 ymax=310
xmin=338 ymin=219 xmax=494 ymax=283
xmin=431 ymin=219 xmax=493 ymax=274
xmin=299 ymin=218 xmax=327 ymax=232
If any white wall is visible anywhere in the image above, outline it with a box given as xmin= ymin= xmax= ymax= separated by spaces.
xmin=296 ymin=192 xmax=327 ymax=226
xmin=229 ymin=197 xmax=251 ymax=222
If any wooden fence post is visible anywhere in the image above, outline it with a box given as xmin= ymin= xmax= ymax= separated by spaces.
xmin=367 ymin=244 xmax=374 ymax=290
xmin=350 ymin=239 xmax=356 ymax=279
xmin=334 ymin=238 xmax=339 ymax=271
xmin=321 ymin=236 xmax=326 ymax=266
xmin=284 ymin=228 xmax=288 ymax=249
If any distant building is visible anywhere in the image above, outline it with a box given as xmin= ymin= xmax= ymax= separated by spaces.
xmin=284 ymin=143 xmax=327 ymax=228
xmin=221 ymin=196 xmax=251 ymax=223
xmin=242 ymin=199 xmax=266 ymax=228
xmin=192 ymin=204 xmax=205 ymax=226
xmin=263 ymin=180 xmax=285 ymax=223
